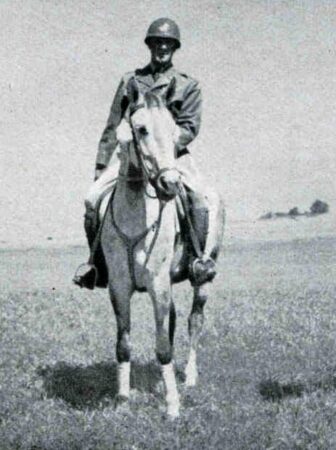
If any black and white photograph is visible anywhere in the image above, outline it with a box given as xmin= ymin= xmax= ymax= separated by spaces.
xmin=1 ymin=0 xmax=335 ymax=448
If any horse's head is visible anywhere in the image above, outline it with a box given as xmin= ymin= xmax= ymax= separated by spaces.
xmin=117 ymin=77 xmax=181 ymax=200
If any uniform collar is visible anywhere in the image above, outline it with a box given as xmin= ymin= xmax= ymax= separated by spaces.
xmin=149 ymin=61 xmax=173 ymax=75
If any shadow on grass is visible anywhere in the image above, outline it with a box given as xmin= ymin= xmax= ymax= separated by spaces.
xmin=259 ymin=380 xmax=304 ymax=401
xmin=37 ymin=360 xmax=173 ymax=410
xmin=259 ymin=374 xmax=336 ymax=401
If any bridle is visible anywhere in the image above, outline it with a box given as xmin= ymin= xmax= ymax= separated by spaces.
xmin=128 ymin=102 xmax=178 ymax=202
xmin=129 ymin=102 xmax=158 ymax=180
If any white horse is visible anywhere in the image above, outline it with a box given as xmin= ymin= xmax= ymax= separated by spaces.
xmin=100 ymin=78 xmax=224 ymax=418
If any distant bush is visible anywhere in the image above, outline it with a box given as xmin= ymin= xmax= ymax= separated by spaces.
xmin=259 ymin=212 xmax=274 ymax=220
xmin=310 ymin=200 xmax=329 ymax=215
xmin=288 ymin=207 xmax=300 ymax=217
xmin=259 ymin=199 xmax=330 ymax=220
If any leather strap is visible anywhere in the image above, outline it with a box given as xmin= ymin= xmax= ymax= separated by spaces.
xmin=177 ymin=182 xmax=203 ymax=259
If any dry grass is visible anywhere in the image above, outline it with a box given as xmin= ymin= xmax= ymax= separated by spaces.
xmin=1 ymin=236 xmax=336 ymax=449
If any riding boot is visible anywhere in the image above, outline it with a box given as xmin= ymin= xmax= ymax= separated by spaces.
xmin=73 ymin=211 xmax=99 ymax=290
xmin=187 ymin=190 xmax=220 ymax=285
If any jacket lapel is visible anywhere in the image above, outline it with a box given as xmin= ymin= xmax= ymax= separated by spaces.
xmin=134 ymin=65 xmax=154 ymax=89
xmin=134 ymin=65 xmax=177 ymax=92
xmin=150 ymin=66 xmax=176 ymax=91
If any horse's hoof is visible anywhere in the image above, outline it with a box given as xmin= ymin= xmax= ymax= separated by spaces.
xmin=113 ymin=394 xmax=128 ymax=409
xmin=167 ymin=405 xmax=180 ymax=420
xmin=184 ymin=366 xmax=198 ymax=387
xmin=185 ymin=378 xmax=197 ymax=387
xmin=165 ymin=394 xmax=180 ymax=420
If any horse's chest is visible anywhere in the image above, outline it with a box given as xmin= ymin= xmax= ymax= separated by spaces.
xmin=102 ymin=197 xmax=175 ymax=288
xmin=134 ymin=247 xmax=148 ymax=266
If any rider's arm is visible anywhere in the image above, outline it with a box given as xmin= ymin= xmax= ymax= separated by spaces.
xmin=173 ymin=80 xmax=202 ymax=157
xmin=95 ymin=77 xmax=129 ymax=170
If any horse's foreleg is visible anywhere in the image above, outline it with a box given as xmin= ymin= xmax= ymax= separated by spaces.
xmin=149 ymin=278 xmax=180 ymax=418
xmin=110 ymin=284 xmax=132 ymax=400
xmin=185 ymin=283 xmax=209 ymax=387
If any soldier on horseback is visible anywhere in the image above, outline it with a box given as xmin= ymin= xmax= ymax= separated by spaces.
xmin=74 ymin=18 xmax=222 ymax=289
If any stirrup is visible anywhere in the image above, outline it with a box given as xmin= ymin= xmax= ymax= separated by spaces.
xmin=73 ymin=263 xmax=98 ymax=290
xmin=190 ymin=256 xmax=217 ymax=286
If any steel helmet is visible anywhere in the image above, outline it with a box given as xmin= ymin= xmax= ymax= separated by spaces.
xmin=145 ymin=18 xmax=181 ymax=49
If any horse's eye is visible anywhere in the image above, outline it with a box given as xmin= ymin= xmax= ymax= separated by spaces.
xmin=138 ymin=126 xmax=148 ymax=136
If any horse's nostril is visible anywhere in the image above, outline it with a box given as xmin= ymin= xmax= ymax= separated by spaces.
xmin=160 ymin=178 xmax=169 ymax=190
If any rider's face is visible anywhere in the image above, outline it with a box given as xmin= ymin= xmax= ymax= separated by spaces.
xmin=149 ymin=38 xmax=177 ymax=67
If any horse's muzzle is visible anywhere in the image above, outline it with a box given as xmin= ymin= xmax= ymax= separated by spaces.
xmin=154 ymin=169 xmax=181 ymax=201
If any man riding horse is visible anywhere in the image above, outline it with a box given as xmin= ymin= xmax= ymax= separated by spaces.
xmin=74 ymin=18 xmax=221 ymax=289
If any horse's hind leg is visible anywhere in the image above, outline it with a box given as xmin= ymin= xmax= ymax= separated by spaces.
xmin=109 ymin=282 xmax=133 ymax=401
xmin=148 ymin=276 xmax=180 ymax=418
xmin=185 ymin=283 xmax=209 ymax=387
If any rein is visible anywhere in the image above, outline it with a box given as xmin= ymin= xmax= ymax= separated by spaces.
xmin=106 ymin=98 xmax=200 ymax=288
xmin=103 ymin=98 xmax=204 ymax=289
xmin=113 ymin=102 xmax=168 ymax=287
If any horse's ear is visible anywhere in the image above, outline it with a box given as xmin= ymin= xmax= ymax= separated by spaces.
xmin=165 ymin=77 xmax=176 ymax=104
xmin=127 ymin=77 xmax=139 ymax=105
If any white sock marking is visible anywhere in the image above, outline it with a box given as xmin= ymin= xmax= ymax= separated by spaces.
xmin=161 ymin=362 xmax=180 ymax=418
xmin=118 ymin=362 xmax=131 ymax=398
xmin=185 ymin=348 xmax=198 ymax=386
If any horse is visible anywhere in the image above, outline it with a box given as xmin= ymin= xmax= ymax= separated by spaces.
xmin=99 ymin=78 xmax=224 ymax=418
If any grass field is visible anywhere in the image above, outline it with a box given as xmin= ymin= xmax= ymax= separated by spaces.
xmin=1 ymin=236 xmax=336 ymax=449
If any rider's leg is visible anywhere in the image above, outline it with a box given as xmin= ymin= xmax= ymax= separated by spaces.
xmin=73 ymin=157 xmax=120 ymax=289
xmin=176 ymin=153 xmax=223 ymax=283
xmin=83 ymin=168 xmax=117 ymax=240
xmin=85 ymin=155 xmax=121 ymax=227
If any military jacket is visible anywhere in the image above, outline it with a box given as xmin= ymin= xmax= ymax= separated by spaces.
xmin=95 ymin=64 xmax=202 ymax=168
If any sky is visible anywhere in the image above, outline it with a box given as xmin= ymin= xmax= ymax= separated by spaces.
xmin=1 ymin=0 xmax=335 ymax=245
